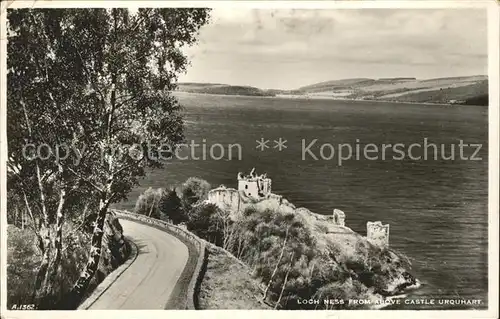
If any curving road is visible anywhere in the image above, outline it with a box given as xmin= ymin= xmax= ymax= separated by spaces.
xmin=87 ymin=219 xmax=190 ymax=309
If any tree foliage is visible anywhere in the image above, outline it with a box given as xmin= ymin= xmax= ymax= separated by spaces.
xmin=188 ymin=203 xmax=412 ymax=310
xmin=158 ymin=187 xmax=185 ymax=224
xmin=179 ymin=177 xmax=211 ymax=213
xmin=185 ymin=203 xmax=224 ymax=246
xmin=129 ymin=176 xmax=415 ymax=310
xmin=7 ymin=7 xmax=210 ymax=308
xmin=134 ymin=187 xmax=163 ymax=219
xmin=134 ymin=186 xmax=187 ymax=224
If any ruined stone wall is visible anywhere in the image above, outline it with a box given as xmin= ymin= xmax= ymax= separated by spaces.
xmin=237 ymin=178 xmax=272 ymax=198
xmin=207 ymin=187 xmax=298 ymax=219
xmin=366 ymin=221 xmax=390 ymax=248
xmin=208 ymin=187 xmax=354 ymax=237
xmin=207 ymin=187 xmax=241 ymax=216
xmin=238 ymin=180 xmax=260 ymax=198
xmin=332 ymin=209 xmax=346 ymax=227
xmin=261 ymin=178 xmax=271 ymax=194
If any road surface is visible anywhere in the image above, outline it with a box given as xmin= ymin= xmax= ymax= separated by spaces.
xmin=87 ymin=219 xmax=190 ymax=309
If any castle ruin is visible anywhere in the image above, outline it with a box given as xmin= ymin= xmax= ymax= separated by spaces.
xmin=206 ymin=169 xmax=390 ymax=247
xmin=366 ymin=221 xmax=390 ymax=248
xmin=207 ymin=168 xmax=278 ymax=219
xmin=237 ymin=168 xmax=272 ymax=199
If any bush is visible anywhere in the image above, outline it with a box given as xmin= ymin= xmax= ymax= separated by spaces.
xmin=312 ymin=278 xmax=371 ymax=309
xmin=7 ymin=223 xmax=90 ymax=309
xmin=134 ymin=187 xmax=163 ymax=219
xmin=224 ymin=206 xmax=319 ymax=309
xmin=7 ymin=225 xmax=41 ymax=308
xmin=185 ymin=203 xmax=224 ymax=246
xmin=179 ymin=177 xmax=211 ymax=212
xmin=214 ymin=204 xmax=413 ymax=309
xmin=158 ymin=188 xmax=186 ymax=224
xmin=132 ymin=178 xmax=416 ymax=310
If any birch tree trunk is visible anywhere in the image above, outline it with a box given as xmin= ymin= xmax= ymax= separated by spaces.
xmin=274 ymin=251 xmax=295 ymax=310
xmin=33 ymin=187 xmax=68 ymax=306
xmin=66 ymin=198 xmax=109 ymax=308
xmin=39 ymin=188 xmax=67 ymax=299
xmin=262 ymin=227 xmax=289 ymax=301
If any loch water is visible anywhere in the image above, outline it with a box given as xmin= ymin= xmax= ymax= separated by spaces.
xmin=117 ymin=92 xmax=489 ymax=309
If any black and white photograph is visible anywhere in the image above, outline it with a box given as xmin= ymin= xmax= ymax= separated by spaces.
xmin=0 ymin=0 xmax=498 ymax=317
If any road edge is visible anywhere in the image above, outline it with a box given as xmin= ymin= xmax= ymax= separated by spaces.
xmin=77 ymin=237 xmax=139 ymax=310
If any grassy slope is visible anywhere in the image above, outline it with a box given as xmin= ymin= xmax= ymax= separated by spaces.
xmin=298 ymin=78 xmax=376 ymax=92
xmin=198 ymin=243 xmax=272 ymax=309
xmin=378 ymin=80 xmax=488 ymax=104
xmin=298 ymin=76 xmax=488 ymax=105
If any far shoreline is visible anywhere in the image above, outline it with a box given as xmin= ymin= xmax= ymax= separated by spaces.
xmin=172 ymin=91 xmax=487 ymax=107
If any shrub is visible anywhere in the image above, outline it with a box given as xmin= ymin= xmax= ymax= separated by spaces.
xmin=185 ymin=203 xmax=224 ymax=246
xmin=179 ymin=177 xmax=211 ymax=213
xmin=7 ymin=225 xmax=41 ymax=308
xmin=158 ymin=188 xmax=186 ymax=224
xmin=7 ymin=223 xmax=90 ymax=309
xmin=312 ymin=278 xmax=372 ymax=309
xmin=148 ymin=180 xmax=416 ymax=310
xmin=134 ymin=187 xmax=163 ymax=219
xmin=224 ymin=206 xmax=320 ymax=308
xmin=214 ymin=204 xmax=411 ymax=309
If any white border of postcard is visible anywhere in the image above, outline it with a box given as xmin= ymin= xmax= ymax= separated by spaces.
xmin=0 ymin=1 xmax=498 ymax=319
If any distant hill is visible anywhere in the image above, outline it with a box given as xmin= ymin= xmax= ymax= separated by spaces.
xmin=294 ymin=75 xmax=488 ymax=105
xmin=175 ymin=75 xmax=488 ymax=105
xmin=176 ymin=83 xmax=275 ymax=97
xmin=298 ymin=78 xmax=376 ymax=92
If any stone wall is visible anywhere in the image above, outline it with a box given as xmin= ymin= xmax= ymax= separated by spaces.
xmin=237 ymin=169 xmax=272 ymax=198
xmin=207 ymin=183 xmax=357 ymax=236
xmin=207 ymin=186 xmax=241 ymax=214
xmin=207 ymin=186 xmax=300 ymax=220
xmin=332 ymin=209 xmax=346 ymax=227
xmin=366 ymin=221 xmax=390 ymax=248
xmin=238 ymin=179 xmax=260 ymax=198
xmin=207 ymin=187 xmax=352 ymax=233
xmin=253 ymin=195 xmax=295 ymax=215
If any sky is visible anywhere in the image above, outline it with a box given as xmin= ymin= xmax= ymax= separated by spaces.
xmin=178 ymin=8 xmax=488 ymax=90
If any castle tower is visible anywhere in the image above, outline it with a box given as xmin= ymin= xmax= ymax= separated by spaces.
xmin=237 ymin=168 xmax=272 ymax=199
xmin=366 ymin=221 xmax=390 ymax=248
xmin=332 ymin=209 xmax=346 ymax=227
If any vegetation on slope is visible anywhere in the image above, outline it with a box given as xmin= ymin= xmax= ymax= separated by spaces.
xmin=462 ymin=94 xmax=488 ymax=106
xmin=198 ymin=243 xmax=272 ymax=309
xmin=297 ymin=78 xmax=377 ymax=92
xmin=7 ymin=212 xmax=129 ymax=309
xmin=134 ymin=178 xmax=416 ymax=310
xmin=7 ymin=8 xmax=210 ymax=308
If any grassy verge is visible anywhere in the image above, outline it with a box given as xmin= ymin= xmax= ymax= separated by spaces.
xmin=198 ymin=243 xmax=272 ymax=310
